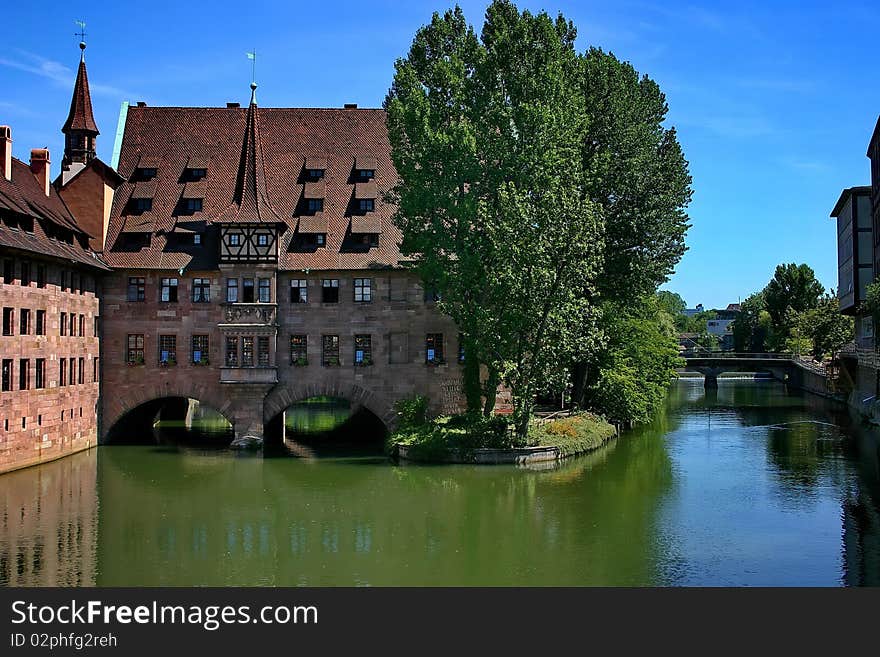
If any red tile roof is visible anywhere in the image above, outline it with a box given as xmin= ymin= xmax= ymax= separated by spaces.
xmin=105 ymin=102 xmax=402 ymax=271
xmin=62 ymin=59 xmax=99 ymax=135
xmin=0 ymin=157 xmax=108 ymax=269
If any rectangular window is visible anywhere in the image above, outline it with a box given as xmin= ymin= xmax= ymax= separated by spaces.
xmin=2 ymin=259 xmax=13 ymax=283
xmin=258 ymin=278 xmax=271 ymax=303
xmin=79 ymin=314 xmax=85 ymax=337
xmin=193 ymin=278 xmax=211 ymax=303
xmin=69 ymin=358 xmax=75 ymax=386
xmin=290 ymin=279 xmax=308 ymax=303
xmin=355 ymin=335 xmax=372 ymax=364
xmin=194 ymin=234 xmax=202 ymax=246
xmin=257 ymin=234 xmax=269 ymax=246
xmin=357 ymin=169 xmax=375 ymax=180
xmin=257 ymin=336 xmax=270 ymax=366
xmin=228 ymin=234 xmax=241 ymax=246
xmin=2 ymin=359 xmax=13 ymax=391
xmin=354 ymin=278 xmax=372 ymax=302
xmin=159 ymin=335 xmax=177 ymax=364
xmin=19 ymin=359 xmax=29 ymax=390
xmin=160 ymin=277 xmax=179 ymax=302
xmin=20 ymin=261 xmax=31 ymax=286
xmin=35 ymin=359 xmax=45 ymax=389
xmin=69 ymin=313 xmax=76 ymax=337
xmin=322 ymin=279 xmax=339 ymax=303
xmin=137 ymin=167 xmax=157 ymax=180
xmin=241 ymin=336 xmax=254 ymax=367
xmin=36 ymin=310 xmax=46 ymax=335
xmin=93 ymin=316 xmax=99 ymax=337
xmin=185 ymin=198 xmax=203 ymax=212
xmin=426 ymin=333 xmax=444 ymax=363
xmin=226 ymin=278 xmax=239 ymax=303
xmin=78 ymin=357 xmax=84 ymax=384
xmin=306 ymin=169 xmax=324 ymax=180
xmin=60 ymin=312 xmax=66 ymax=336
xmin=133 ymin=198 xmax=153 ymax=212
xmin=36 ymin=265 xmax=46 ymax=288
xmin=322 ymin=335 xmax=340 ymax=366
xmin=59 ymin=359 xmax=67 ymax=386
xmin=127 ymin=334 xmax=145 ymax=365
xmin=225 ymin=336 xmax=239 ymax=366
xmin=358 ymin=199 xmax=374 ymax=212
xmin=2 ymin=308 xmax=13 ymax=336
xmin=307 ymin=198 xmax=323 ymax=212
xmin=127 ymin=277 xmax=146 ymax=302
xmin=19 ymin=308 xmax=30 ymax=335
xmin=242 ymin=278 xmax=255 ymax=303
xmin=192 ymin=335 xmax=209 ymax=364
xmin=290 ymin=335 xmax=307 ymax=365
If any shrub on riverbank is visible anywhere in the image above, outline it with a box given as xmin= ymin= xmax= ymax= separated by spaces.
xmin=389 ymin=400 xmax=616 ymax=461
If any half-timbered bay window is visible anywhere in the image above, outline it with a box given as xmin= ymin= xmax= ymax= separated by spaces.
xmin=290 ymin=335 xmax=307 ymax=365
xmin=354 ymin=335 xmax=372 ymax=365
xmin=242 ymin=278 xmax=255 ymax=303
xmin=127 ymin=277 xmax=145 ymax=301
xmin=241 ymin=337 xmax=254 ymax=367
xmin=258 ymin=278 xmax=271 ymax=303
xmin=193 ymin=278 xmax=211 ymax=303
xmin=229 ymin=233 xmax=241 ymax=247
xmin=426 ymin=334 xmax=444 ymax=363
xmin=290 ymin=279 xmax=307 ymax=303
xmin=192 ymin=335 xmax=209 ymax=364
xmin=159 ymin=335 xmax=177 ymax=365
xmin=226 ymin=278 xmax=239 ymax=302
xmin=225 ymin=336 xmax=239 ymax=366
xmin=127 ymin=334 xmax=145 ymax=365
xmin=322 ymin=335 xmax=340 ymax=366
xmin=322 ymin=279 xmax=339 ymax=303
xmin=354 ymin=278 xmax=372 ymax=302
xmin=160 ymin=278 xmax=178 ymax=302
xmin=258 ymin=337 xmax=270 ymax=366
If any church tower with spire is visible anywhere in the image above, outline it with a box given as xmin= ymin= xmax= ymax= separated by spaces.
xmin=61 ymin=40 xmax=100 ymax=180
xmin=56 ymin=37 xmax=123 ymax=251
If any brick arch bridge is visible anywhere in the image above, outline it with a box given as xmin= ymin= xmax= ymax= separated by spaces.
xmin=263 ymin=381 xmax=399 ymax=432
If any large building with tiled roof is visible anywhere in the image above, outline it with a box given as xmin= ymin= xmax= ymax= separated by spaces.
xmin=0 ymin=119 xmax=107 ymax=472
xmin=99 ymin=82 xmax=463 ymax=445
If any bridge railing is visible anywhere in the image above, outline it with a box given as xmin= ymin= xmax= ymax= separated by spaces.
xmin=681 ymin=351 xmax=795 ymax=360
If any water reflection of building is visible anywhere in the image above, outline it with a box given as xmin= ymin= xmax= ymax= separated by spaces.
xmin=0 ymin=449 xmax=98 ymax=585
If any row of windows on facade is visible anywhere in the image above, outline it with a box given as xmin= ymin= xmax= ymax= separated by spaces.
xmin=0 ymin=406 xmax=87 ymax=433
xmin=2 ymin=258 xmax=93 ymax=293
xmin=0 ymin=356 xmax=97 ymax=392
xmin=2 ymin=307 xmax=96 ymax=338
xmin=133 ymin=165 xmax=375 ymax=184
xmin=123 ymin=333 xmax=456 ymax=367
xmin=126 ymin=277 xmax=377 ymax=304
xmin=130 ymin=197 xmax=376 ymax=215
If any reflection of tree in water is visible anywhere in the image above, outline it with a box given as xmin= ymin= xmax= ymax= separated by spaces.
xmin=765 ymin=422 xmax=849 ymax=492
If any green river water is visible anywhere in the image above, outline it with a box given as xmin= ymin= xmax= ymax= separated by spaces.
xmin=2 ymin=381 xmax=880 ymax=586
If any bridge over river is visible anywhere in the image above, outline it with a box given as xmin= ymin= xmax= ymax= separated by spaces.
xmin=679 ymin=351 xmax=826 ymax=389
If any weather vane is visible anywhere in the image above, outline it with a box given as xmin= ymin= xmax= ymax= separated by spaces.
xmin=75 ymin=19 xmax=86 ymax=44
xmin=246 ymin=50 xmax=257 ymax=84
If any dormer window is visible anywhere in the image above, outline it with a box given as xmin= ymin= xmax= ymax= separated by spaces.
xmin=136 ymin=167 xmax=157 ymax=180
xmin=187 ymin=168 xmax=207 ymax=181
xmin=132 ymin=198 xmax=152 ymax=213
xmin=306 ymin=169 xmax=324 ymax=180
xmin=193 ymin=234 xmax=202 ymax=246
xmin=304 ymin=156 xmax=327 ymax=182
xmin=354 ymin=157 xmax=377 ymax=181
xmin=316 ymin=234 xmax=325 ymax=246
xmin=356 ymin=169 xmax=375 ymax=180
xmin=359 ymin=199 xmax=374 ymax=212
xmin=308 ymin=198 xmax=324 ymax=212
xmin=184 ymin=198 xmax=203 ymax=213
xmin=184 ymin=156 xmax=209 ymax=182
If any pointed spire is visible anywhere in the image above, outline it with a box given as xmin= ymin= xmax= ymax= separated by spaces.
xmin=63 ymin=51 xmax=99 ymax=135
xmin=212 ymin=84 xmax=283 ymax=224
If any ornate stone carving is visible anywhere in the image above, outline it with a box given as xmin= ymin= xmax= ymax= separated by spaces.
xmin=222 ymin=303 xmax=277 ymax=325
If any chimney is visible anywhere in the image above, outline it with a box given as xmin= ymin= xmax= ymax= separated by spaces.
xmin=30 ymin=148 xmax=51 ymax=196
xmin=0 ymin=126 xmax=11 ymax=181
xmin=343 ymin=103 xmax=358 ymax=109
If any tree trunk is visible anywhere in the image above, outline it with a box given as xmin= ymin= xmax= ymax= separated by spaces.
xmin=482 ymin=367 xmax=499 ymax=417
xmin=570 ymin=360 xmax=589 ymax=409
xmin=462 ymin=342 xmax=482 ymax=415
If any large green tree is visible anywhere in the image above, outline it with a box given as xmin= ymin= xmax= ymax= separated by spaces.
xmin=385 ymin=2 xmax=604 ymax=436
xmin=795 ymin=292 xmax=853 ymax=359
xmin=763 ymin=263 xmax=824 ymax=348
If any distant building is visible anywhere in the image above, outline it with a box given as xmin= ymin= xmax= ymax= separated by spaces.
xmin=683 ymin=303 xmax=704 ymax=317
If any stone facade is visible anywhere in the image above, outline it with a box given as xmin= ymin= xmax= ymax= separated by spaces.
xmin=0 ymin=257 xmax=101 ymax=473
xmin=100 ymin=267 xmax=464 ymax=443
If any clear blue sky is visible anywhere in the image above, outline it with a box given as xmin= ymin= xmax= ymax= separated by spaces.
xmin=2 ymin=1 xmax=877 ymax=308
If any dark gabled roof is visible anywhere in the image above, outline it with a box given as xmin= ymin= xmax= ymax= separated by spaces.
xmin=0 ymin=158 xmax=109 ymax=270
xmin=105 ymin=101 xmax=402 ymax=271
xmin=62 ymin=58 xmax=99 ymax=135
xmin=830 ymin=185 xmax=872 ymax=217
xmin=55 ymin=156 xmax=125 ymax=189
xmin=868 ymin=115 xmax=880 ymax=158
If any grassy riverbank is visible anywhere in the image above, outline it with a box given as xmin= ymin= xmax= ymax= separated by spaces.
xmin=389 ymin=411 xmax=617 ymax=462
